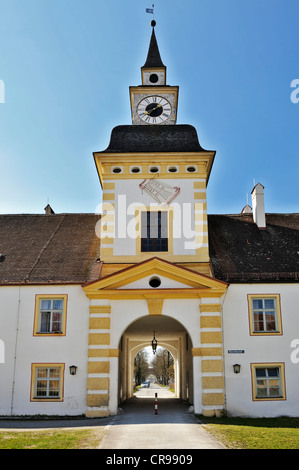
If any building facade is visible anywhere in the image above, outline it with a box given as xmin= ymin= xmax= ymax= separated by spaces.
xmin=1 ymin=22 xmax=299 ymax=418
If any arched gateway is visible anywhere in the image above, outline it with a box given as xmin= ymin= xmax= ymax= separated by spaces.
xmin=82 ymin=21 xmax=228 ymax=418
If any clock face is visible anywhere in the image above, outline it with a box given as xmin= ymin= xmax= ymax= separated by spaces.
xmin=137 ymin=96 xmax=172 ymax=124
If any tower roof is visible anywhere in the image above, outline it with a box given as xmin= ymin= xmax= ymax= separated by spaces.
xmin=143 ymin=21 xmax=165 ymax=69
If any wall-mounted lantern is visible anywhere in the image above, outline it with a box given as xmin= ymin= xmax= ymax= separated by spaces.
xmin=69 ymin=365 xmax=77 ymax=375
xmin=233 ymin=364 xmax=241 ymax=374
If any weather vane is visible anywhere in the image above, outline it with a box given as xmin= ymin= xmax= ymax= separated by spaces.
xmin=146 ymin=4 xmax=155 ymax=20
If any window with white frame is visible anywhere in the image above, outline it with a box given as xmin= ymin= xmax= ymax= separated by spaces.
xmin=251 ymin=363 xmax=286 ymax=400
xmin=248 ymin=295 xmax=282 ymax=335
xmin=31 ymin=364 xmax=64 ymax=401
xmin=34 ymin=295 xmax=67 ymax=335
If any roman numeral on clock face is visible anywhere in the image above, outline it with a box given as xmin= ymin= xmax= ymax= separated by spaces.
xmin=137 ymin=96 xmax=172 ymax=124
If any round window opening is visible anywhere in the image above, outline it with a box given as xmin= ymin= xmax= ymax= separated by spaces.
xmin=112 ymin=167 xmax=122 ymax=174
xmin=186 ymin=166 xmax=196 ymax=173
xmin=149 ymin=166 xmax=159 ymax=173
xmin=149 ymin=276 xmax=161 ymax=288
xmin=131 ymin=167 xmax=141 ymax=173
xmin=168 ymin=166 xmax=178 ymax=173
xmin=149 ymin=73 xmax=159 ymax=83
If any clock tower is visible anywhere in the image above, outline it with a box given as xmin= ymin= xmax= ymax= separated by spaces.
xmin=86 ymin=21 xmax=227 ymax=419
xmin=130 ymin=20 xmax=178 ymax=125
xmin=93 ymin=21 xmax=216 ymax=277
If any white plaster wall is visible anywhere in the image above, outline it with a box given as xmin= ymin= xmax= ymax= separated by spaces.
xmin=111 ymin=178 xmax=205 ymax=257
xmin=223 ymin=283 xmax=299 ymax=417
xmin=0 ymin=285 xmax=90 ymax=416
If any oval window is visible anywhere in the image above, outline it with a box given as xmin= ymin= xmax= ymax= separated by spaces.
xmin=149 ymin=73 xmax=159 ymax=83
xmin=112 ymin=167 xmax=122 ymax=174
xmin=131 ymin=167 xmax=141 ymax=173
xmin=186 ymin=166 xmax=196 ymax=173
xmin=149 ymin=277 xmax=161 ymax=288
xmin=168 ymin=166 xmax=178 ymax=173
xmin=149 ymin=166 xmax=159 ymax=173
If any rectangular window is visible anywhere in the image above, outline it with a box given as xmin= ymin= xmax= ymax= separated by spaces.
xmin=34 ymin=295 xmax=68 ymax=336
xmin=141 ymin=211 xmax=168 ymax=252
xmin=248 ymin=294 xmax=282 ymax=335
xmin=251 ymin=363 xmax=286 ymax=401
xmin=31 ymin=364 xmax=65 ymax=402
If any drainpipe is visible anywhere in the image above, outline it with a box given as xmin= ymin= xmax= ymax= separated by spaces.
xmin=11 ymin=286 xmax=21 ymax=415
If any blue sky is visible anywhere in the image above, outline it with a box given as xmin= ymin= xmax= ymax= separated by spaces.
xmin=0 ymin=0 xmax=298 ymax=215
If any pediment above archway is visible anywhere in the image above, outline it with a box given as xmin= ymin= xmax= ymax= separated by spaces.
xmin=83 ymin=257 xmax=227 ymax=299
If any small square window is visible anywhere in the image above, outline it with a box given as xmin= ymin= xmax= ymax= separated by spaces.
xmin=34 ymin=295 xmax=68 ymax=336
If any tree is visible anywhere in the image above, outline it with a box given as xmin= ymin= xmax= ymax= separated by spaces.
xmin=134 ymin=349 xmax=149 ymax=385
xmin=151 ymin=348 xmax=174 ymax=385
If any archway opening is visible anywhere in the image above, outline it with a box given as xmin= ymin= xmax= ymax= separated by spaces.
xmin=118 ymin=315 xmax=193 ymax=405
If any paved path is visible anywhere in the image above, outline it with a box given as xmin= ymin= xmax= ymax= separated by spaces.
xmin=0 ymin=385 xmax=225 ymax=449
xmin=98 ymin=386 xmax=225 ymax=449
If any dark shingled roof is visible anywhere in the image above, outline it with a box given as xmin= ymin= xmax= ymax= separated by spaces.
xmin=208 ymin=213 xmax=299 ymax=282
xmin=0 ymin=214 xmax=101 ymax=285
xmin=100 ymin=125 xmax=210 ymax=153
xmin=1 ymin=212 xmax=299 ymax=285
xmin=143 ymin=26 xmax=165 ymax=69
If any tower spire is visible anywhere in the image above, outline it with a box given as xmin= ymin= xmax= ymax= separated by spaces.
xmin=143 ymin=20 xmax=165 ymax=69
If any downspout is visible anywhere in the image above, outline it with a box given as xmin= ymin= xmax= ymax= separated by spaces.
xmin=11 ymin=286 xmax=21 ymax=416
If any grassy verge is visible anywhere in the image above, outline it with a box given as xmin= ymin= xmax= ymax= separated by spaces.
xmin=0 ymin=428 xmax=106 ymax=449
xmin=200 ymin=416 xmax=299 ymax=449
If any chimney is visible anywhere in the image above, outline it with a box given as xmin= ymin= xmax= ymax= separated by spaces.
xmin=251 ymin=183 xmax=266 ymax=228
xmin=44 ymin=204 xmax=55 ymax=215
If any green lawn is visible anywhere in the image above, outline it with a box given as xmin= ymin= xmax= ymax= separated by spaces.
xmin=201 ymin=416 xmax=299 ymax=449
xmin=0 ymin=428 xmax=105 ymax=449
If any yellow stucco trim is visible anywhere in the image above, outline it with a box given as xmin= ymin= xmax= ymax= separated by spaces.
xmin=84 ymin=258 xmax=227 ymax=293
xmin=87 ymin=361 xmax=110 ymax=374
xmin=202 ymin=377 xmax=224 ymax=390
xmin=89 ymin=317 xmax=110 ymax=330
xmin=88 ymin=348 xmax=119 ymax=358
xmin=200 ymin=332 xmax=222 ymax=344
xmin=147 ymin=298 xmax=164 ymax=315
xmin=102 ymin=192 xmax=115 ymax=201
xmin=192 ymin=347 xmax=223 ymax=357
xmin=200 ymin=304 xmax=222 ymax=313
xmin=193 ymin=181 xmax=206 ymax=189
xmin=200 ymin=316 xmax=222 ymax=329
xmin=93 ymin=151 xmax=215 ymax=188
xmin=86 ymin=377 xmax=109 ymax=390
xmin=88 ymin=333 xmax=110 ymax=345
xmin=86 ymin=394 xmax=109 ymax=407
xmin=202 ymin=393 xmax=225 ymax=406
xmin=102 ymin=182 xmax=115 ymax=190
xmin=86 ymin=410 xmax=110 ymax=418
xmin=89 ymin=306 xmax=111 ymax=314
xmin=201 ymin=360 xmax=223 ymax=373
